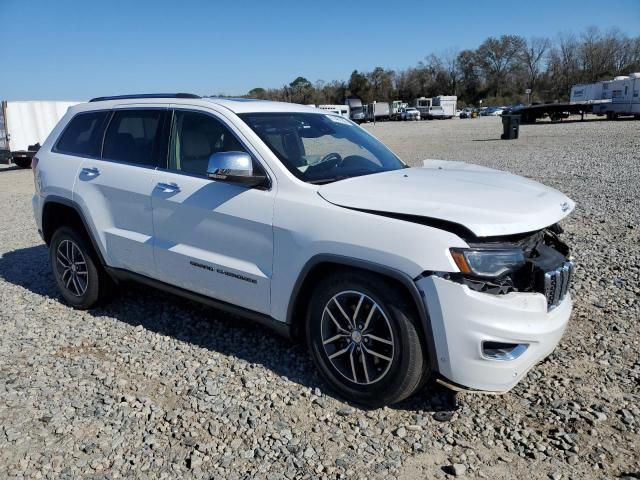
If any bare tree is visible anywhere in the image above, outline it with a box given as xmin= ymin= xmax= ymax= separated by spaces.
xmin=522 ymin=37 xmax=550 ymax=96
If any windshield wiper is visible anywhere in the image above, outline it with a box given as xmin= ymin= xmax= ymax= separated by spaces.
xmin=307 ymin=178 xmax=341 ymax=185
xmin=307 ymin=171 xmax=377 ymax=185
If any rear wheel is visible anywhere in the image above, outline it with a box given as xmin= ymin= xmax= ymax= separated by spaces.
xmin=306 ymin=271 xmax=428 ymax=407
xmin=50 ymin=226 xmax=112 ymax=309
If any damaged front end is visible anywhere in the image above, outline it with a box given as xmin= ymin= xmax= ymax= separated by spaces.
xmin=443 ymin=225 xmax=574 ymax=310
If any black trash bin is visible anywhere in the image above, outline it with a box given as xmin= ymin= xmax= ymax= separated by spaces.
xmin=501 ymin=114 xmax=520 ymax=140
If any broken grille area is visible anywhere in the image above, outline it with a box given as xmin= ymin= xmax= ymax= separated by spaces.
xmin=544 ymin=261 xmax=574 ymax=310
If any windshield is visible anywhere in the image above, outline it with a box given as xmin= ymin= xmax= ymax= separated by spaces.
xmin=238 ymin=112 xmax=405 ymax=184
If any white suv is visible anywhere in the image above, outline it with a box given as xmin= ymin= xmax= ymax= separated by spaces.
xmin=32 ymin=94 xmax=575 ymax=407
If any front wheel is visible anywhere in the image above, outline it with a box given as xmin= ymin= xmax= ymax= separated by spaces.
xmin=306 ymin=272 xmax=428 ymax=407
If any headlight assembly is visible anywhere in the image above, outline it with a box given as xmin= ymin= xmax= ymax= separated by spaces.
xmin=450 ymin=248 xmax=525 ymax=278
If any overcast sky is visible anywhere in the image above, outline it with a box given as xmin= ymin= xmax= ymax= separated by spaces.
xmin=1 ymin=0 xmax=638 ymax=100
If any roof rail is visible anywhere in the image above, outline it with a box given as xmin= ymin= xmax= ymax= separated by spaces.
xmin=89 ymin=93 xmax=201 ymax=102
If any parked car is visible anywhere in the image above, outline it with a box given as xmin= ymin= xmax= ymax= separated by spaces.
xmin=32 ymin=94 xmax=575 ymax=407
xmin=459 ymin=108 xmax=474 ymax=119
xmin=401 ymin=107 xmax=420 ymax=121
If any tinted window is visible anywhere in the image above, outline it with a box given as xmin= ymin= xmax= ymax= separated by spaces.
xmin=168 ymin=111 xmax=247 ymax=176
xmin=56 ymin=111 xmax=109 ymax=156
xmin=103 ymin=110 xmax=163 ymax=166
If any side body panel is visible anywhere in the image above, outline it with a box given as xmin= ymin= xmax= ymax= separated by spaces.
xmin=150 ymin=104 xmax=276 ymax=315
xmin=34 ymin=109 xmax=86 ymax=221
xmin=73 ymin=158 xmax=158 ymax=276
xmin=269 ymin=188 xmax=468 ymax=323
xmin=151 ymin=171 xmax=275 ymax=315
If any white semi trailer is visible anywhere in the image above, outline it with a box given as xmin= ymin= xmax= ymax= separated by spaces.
xmin=1 ymin=100 xmax=80 ymax=168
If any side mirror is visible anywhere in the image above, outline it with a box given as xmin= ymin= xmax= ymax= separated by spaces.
xmin=207 ymin=151 xmax=267 ymax=188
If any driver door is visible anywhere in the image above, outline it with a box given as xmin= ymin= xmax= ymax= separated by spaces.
xmin=151 ymin=108 xmax=274 ymax=315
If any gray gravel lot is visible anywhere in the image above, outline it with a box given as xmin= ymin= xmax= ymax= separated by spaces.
xmin=1 ymin=117 xmax=639 ymax=479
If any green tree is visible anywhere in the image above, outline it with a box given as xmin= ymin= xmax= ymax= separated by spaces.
xmin=475 ymin=35 xmax=526 ymax=97
xmin=288 ymin=76 xmax=313 ymax=104
xmin=247 ymin=87 xmax=267 ymax=99
xmin=348 ymin=70 xmax=371 ymax=102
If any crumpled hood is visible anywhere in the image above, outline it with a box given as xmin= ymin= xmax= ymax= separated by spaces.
xmin=318 ymin=160 xmax=575 ymax=237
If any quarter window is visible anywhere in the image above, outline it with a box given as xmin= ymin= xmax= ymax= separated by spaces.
xmin=169 ymin=111 xmax=247 ymax=176
xmin=56 ymin=111 xmax=109 ymax=157
xmin=102 ymin=110 xmax=164 ymax=166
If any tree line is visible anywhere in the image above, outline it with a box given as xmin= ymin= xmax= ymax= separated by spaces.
xmin=245 ymin=27 xmax=640 ymax=107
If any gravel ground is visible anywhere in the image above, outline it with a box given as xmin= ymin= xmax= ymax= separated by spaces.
xmin=1 ymin=117 xmax=638 ymax=479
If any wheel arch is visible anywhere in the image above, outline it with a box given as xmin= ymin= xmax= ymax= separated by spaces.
xmin=286 ymin=254 xmax=438 ymax=370
xmin=42 ymin=196 xmax=107 ymax=266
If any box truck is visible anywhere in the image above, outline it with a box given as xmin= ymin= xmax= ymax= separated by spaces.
xmin=1 ymin=100 xmax=79 ymax=168
xmin=365 ymin=102 xmax=390 ymax=122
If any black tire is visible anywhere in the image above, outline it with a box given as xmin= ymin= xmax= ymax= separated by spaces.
xmin=49 ymin=226 xmax=113 ymax=309
xmin=13 ymin=157 xmax=31 ymax=169
xmin=306 ymin=271 xmax=428 ymax=407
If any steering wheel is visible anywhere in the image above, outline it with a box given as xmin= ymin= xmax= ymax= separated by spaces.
xmin=318 ymin=152 xmax=343 ymax=167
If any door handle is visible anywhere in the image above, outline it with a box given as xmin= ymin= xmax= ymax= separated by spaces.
xmin=156 ymin=182 xmax=181 ymax=193
xmin=81 ymin=167 xmax=100 ymax=177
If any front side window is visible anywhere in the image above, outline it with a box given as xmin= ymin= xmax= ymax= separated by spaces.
xmin=56 ymin=111 xmax=109 ymax=156
xmin=102 ymin=110 xmax=163 ymax=166
xmin=168 ymin=111 xmax=247 ymax=177
xmin=238 ymin=113 xmax=405 ymax=184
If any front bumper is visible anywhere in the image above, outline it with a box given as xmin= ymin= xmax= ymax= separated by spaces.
xmin=417 ymin=275 xmax=572 ymax=392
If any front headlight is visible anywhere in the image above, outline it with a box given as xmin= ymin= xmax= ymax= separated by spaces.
xmin=450 ymin=248 xmax=525 ymax=278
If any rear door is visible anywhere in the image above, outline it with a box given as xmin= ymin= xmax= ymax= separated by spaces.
xmin=73 ymin=107 xmax=168 ymax=276
xmin=151 ymin=107 xmax=274 ymax=315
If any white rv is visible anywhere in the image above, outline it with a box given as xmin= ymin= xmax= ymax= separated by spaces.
xmin=570 ymin=73 xmax=640 ymax=119
xmin=414 ymin=96 xmax=457 ymax=119
xmin=414 ymin=97 xmax=432 ymax=119
xmin=431 ymin=96 xmax=457 ymax=119
xmin=316 ymin=104 xmax=350 ymax=119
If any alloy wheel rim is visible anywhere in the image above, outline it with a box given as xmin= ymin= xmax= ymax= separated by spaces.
xmin=320 ymin=290 xmax=394 ymax=385
xmin=56 ymin=239 xmax=88 ymax=297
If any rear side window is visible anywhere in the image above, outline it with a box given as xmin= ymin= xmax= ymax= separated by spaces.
xmin=102 ymin=110 xmax=164 ymax=166
xmin=55 ymin=111 xmax=109 ymax=157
